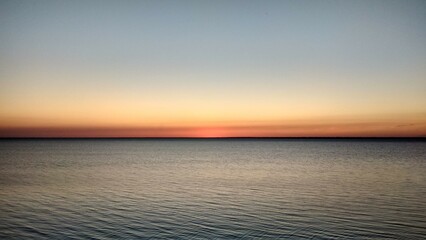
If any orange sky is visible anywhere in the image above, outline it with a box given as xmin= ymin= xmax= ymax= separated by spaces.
xmin=1 ymin=1 xmax=426 ymax=137
xmin=1 ymin=115 xmax=425 ymax=138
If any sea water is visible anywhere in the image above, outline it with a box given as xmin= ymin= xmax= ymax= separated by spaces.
xmin=1 ymin=139 xmax=425 ymax=239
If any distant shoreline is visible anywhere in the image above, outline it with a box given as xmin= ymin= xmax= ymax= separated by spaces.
xmin=1 ymin=137 xmax=425 ymax=141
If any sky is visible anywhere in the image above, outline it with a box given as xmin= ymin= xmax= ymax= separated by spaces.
xmin=0 ymin=0 xmax=425 ymax=137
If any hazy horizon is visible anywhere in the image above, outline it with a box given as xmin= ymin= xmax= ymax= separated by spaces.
xmin=1 ymin=0 xmax=425 ymax=137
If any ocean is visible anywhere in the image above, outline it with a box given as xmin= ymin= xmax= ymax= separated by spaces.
xmin=1 ymin=139 xmax=425 ymax=239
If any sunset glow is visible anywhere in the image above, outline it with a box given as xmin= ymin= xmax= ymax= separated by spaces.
xmin=1 ymin=0 xmax=425 ymax=138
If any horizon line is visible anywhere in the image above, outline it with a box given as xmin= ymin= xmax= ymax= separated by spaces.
xmin=1 ymin=137 xmax=425 ymax=140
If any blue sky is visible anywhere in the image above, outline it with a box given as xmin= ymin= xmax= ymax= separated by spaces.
xmin=1 ymin=0 xmax=425 ymax=137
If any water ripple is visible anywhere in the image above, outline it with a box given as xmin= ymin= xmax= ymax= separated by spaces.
xmin=1 ymin=140 xmax=425 ymax=239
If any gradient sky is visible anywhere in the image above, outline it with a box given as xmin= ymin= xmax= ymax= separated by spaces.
xmin=1 ymin=0 xmax=425 ymax=137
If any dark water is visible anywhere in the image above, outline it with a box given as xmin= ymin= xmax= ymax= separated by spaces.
xmin=0 ymin=140 xmax=425 ymax=239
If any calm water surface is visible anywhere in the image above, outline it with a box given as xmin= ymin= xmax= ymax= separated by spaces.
xmin=0 ymin=140 xmax=425 ymax=239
